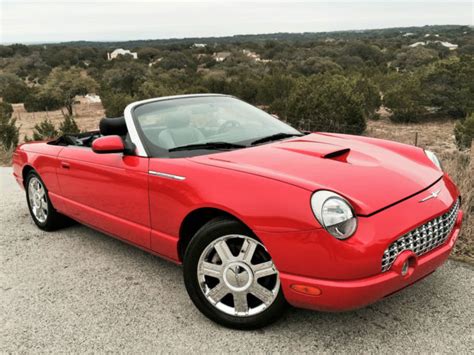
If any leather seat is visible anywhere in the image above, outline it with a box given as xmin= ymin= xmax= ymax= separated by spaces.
xmin=157 ymin=113 xmax=204 ymax=149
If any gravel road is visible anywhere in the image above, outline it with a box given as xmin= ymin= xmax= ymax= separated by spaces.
xmin=1 ymin=167 xmax=473 ymax=353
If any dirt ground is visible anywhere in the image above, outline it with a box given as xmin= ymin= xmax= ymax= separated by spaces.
xmin=12 ymin=97 xmax=105 ymax=142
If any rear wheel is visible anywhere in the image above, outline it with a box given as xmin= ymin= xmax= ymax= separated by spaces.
xmin=183 ymin=217 xmax=287 ymax=329
xmin=25 ymin=171 xmax=68 ymax=231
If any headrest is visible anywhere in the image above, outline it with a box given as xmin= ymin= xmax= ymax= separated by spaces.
xmin=164 ymin=112 xmax=190 ymax=129
xmin=99 ymin=117 xmax=128 ymax=136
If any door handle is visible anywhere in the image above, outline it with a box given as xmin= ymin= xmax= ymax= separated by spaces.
xmin=61 ymin=162 xmax=70 ymax=169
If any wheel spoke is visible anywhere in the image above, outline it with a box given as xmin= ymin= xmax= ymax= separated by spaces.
xmin=250 ymin=284 xmax=274 ymax=306
xmin=214 ymin=240 xmax=233 ymax=263
xmin=233 ymin=292 xmax=249 ymax=314
xmin=253 ymin=261 xmax=277 ymax=279
xmin=200 ymin=261 xmax=222 ymax=278
xmin=239 ymin=238 xmax=257 ymax=263
xmin=207 ymin=282 xmax=229 ymax=303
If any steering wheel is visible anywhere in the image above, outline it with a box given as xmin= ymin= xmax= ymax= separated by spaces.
xmin=218 ymin=120 xmax=241 ymax=134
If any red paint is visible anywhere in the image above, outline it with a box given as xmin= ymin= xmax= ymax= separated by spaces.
xmin=92 ymin=135 xmax=125 ymax=153
xmin=12 ymin=133 xmax=463 ymax=312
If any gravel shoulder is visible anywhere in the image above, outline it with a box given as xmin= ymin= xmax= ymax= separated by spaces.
xmin=1 ymin=167 xmax=473 ymax=353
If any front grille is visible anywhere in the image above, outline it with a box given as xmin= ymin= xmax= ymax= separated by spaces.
xmin=381 ymin=198 xmax=460 ymax=272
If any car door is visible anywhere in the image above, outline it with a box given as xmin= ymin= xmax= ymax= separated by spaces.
xmin=56 ymin=146 xmax=150 ymax=248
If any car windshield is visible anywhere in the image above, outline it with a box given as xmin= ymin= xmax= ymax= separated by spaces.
xmin=132 ymin=96 xmax=301 ymax=158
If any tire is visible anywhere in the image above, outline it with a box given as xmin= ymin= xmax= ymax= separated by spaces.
xmin=183 ymin=217 xmax=287 ymax=329
xmin=25 ymin=171 xmax=69 ymax=231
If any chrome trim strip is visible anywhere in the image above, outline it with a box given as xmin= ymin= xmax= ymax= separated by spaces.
xmin=124 ymin=94 xmax=230 ymax=158
xmin=148 ymin=170 xmax=186 ymax=181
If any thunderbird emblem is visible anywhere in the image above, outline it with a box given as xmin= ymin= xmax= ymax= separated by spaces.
xmin=419 ymin=188 xmax=441 ymax=203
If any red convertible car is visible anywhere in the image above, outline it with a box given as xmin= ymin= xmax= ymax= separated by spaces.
xmin=13 ymin=94 xmax=463 ymax=329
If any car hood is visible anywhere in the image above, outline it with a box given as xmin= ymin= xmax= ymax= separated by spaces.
xmin=190 ymin=133 xmax=443 ymax=216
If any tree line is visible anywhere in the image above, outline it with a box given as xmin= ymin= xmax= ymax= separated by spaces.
xmin=0 ymin=25 xmax=473 ymax=152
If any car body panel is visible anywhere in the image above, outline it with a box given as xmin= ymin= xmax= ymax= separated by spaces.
xmin=191 ymin=132 xmax=443 ymax=216
xmin=257 ymin=174 xmax=460 ymax=281
xmin=55 ymin=147 xmax=150 ymax=248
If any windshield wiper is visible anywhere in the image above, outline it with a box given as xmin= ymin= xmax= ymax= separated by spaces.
xmin=250 ymin=133 xmax=304 ymax=146
xmin=168 ymin=142 xmax=247 ymax=152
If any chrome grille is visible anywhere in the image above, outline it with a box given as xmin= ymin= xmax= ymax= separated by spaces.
xmin=381 ymin=198 xmax=460 ymax=272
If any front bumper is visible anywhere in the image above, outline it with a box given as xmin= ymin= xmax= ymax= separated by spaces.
xmin=279 ymin=210 xmax=462 ymax=311
xmin=257 ymin=175 xmax=463 ymax=311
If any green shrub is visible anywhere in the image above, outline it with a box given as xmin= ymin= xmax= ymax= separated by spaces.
xmin=101 ymin=92 xmax=134 ymax=117
xmin=30 ymin=119 xmax=59 ymax=141
xmin=454 ymin=113 xmax=474 ymax=149
xmin=0 ymin=74 xmax=30 ymax=103
xmin=0 ymin=102 xmax=19 ymax=150
xmin=23 ymin=89 xmax=63 ymax=112
xmin=0 ymin=101 xmax=13 ymax=118
xmin=59 ymin=115 xmax=80 ymax=135
xmin=284 ymin=74 xmax=366 ymax=134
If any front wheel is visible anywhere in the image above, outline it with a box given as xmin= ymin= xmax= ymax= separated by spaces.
xmin=183 ymin=218 xmax=287 ymax=329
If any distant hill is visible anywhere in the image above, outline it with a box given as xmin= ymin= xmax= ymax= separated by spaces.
xmin=47 ymin=25 xmax=470 ymax=48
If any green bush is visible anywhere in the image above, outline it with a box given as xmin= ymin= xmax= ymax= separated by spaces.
xmin=0 ymin=74 xmax=30 ymax=103
xmin=454 ymin=113 xmax=474 ymax=149
xmin=0 ymin=102 xmax=19 ymax=150
xmin=59 ymin=115 xmax=80 ymax=135
xmin=101 ymin=92 xmax=134 ymax=117
xmin=284 ymin=74 xmax=366 ymax=134
xmin=23 ymin=89 xmax=63 ymax=112
xmin=384 ymin=75 xmax=426 ymax=123
xmin=29 ymin=119 xmax=59 ymax=141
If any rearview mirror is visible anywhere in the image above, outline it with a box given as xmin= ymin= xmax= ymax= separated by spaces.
xmin=92 ymin=135 xmax=125 ymax=154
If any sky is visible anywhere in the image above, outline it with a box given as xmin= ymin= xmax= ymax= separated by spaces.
xmin=1 ymin=0 xmax=473 ymax=44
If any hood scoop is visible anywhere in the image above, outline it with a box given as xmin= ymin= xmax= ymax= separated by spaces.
xmin=323 ymin=148 xmax=351 ymax=162
xmin=276 ymin=142 xmax=351 ymax=162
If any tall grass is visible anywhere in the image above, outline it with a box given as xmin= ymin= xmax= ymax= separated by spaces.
xmin=441 ymin=149 xmax=473 ymax=262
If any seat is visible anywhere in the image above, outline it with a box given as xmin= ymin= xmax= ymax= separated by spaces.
xmin=157 ymin=113 xmax=204 ymax=149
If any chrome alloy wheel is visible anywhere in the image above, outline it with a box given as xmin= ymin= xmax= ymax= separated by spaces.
xmin=28 ymin=177 xmax=48 ymax=223
xmin=197 ymin=235 xmax=280 ymax=317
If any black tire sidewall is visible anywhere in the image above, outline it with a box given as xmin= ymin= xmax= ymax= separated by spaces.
xmin=183 ymin=217 xmax=287 ymax=330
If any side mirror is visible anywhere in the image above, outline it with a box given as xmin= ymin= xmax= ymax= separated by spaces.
xmin=92 ymin=135 xmax=125 ymax=154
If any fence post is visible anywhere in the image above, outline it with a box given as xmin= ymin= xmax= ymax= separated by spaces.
xmin=414 ymin=132 xmax=418 ymax=147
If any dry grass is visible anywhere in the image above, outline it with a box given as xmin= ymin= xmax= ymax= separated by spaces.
xmin=367 ymin=118 xmax=473 ymax=263
xmin=12 ymin=97 xmax=104 ymax=143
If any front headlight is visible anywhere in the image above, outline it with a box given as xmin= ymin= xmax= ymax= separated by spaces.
xmin=424 ymin=150 xmax=443 ymax=171
xmin=311 ymin=190 xmax=358 ymax=240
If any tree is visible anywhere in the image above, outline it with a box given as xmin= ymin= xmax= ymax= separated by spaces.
xmin=40 ymin=68 xmax=98 ymax=115
xmin=284 ymin=74 xmax=366 ymax=134
xmin=352 ymin=76 xmax=381 ymax=120
xmin=421 ymin=56 xmax=474 ymax=118
xmin=100 ymin=91 xmax=134 ymax=117
xmin=102 ymin=61 xmax=147 ymax=96
xmin=0 ymin=102 xmax=19 ymax=151
xmin=384 ymin=74 xmax=427 ymax=123
xmin=23 ymin=88 xmax=63 ymax=112
xmin=0 ymin=74 xmax=31 ymax=103
xmin=454 ymin=113 xmax=474 ymax=149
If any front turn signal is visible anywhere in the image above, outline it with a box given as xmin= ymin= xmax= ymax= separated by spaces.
xmin=290 ymin=284 xmax=322 ymax=296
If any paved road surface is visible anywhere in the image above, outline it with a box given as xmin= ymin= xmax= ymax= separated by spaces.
xmin=1 ymin=167 xmax=473 ymax=353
